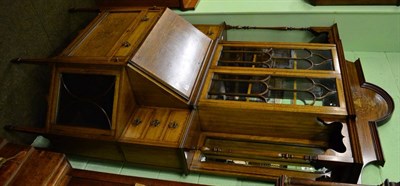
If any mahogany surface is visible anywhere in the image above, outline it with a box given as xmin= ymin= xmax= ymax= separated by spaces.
xmin=131 ymin=8 xmax=212 ymax=99
xmin=6 ymin=7 xmax=395 ymax=185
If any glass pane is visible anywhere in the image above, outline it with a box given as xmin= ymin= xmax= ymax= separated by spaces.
xmin=208 ymin=73 xmax=339 ymax=107
xmin=200 ymin=137 xmax=328 ymax=174
xmin=218 ymin=46 xmax=334 ymax=70
xmin=56 ymin=73 xmax=116 ymax=129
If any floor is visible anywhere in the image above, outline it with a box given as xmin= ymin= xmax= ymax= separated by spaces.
xmin=0 ymin=0 xmax=398 ymax=185
xmin=0 ymin=0 xmax=97 ymax=144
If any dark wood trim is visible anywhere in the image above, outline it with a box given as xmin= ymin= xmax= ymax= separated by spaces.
xmin=68 ymin=169 xmax=206 ymax=186
xmin=368 ymin=122 xmax=385 ymax=166
xmin=331 ymin=24 xmax=357 ymax=119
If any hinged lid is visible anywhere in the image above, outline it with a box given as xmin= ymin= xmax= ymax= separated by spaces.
xmin=130 ymin=8 xmax=212 ymax=100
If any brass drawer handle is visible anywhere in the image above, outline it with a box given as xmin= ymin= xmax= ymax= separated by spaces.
xmin=132 ymin=118 xmax=142 ymax=126
xmin=168 ymin=121 xmax=178 ymax=129
xmin=121 ymin=41 xmax=131 ymax=47
xmin=141 ymin=16 xmax=149 ymax=22
xmin=150 ymin=119 xmax=160 ymax=127
xmin=206 ymin=29 xmax=214 ymax=36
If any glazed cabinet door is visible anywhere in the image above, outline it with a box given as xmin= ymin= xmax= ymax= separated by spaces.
xmin=198 ymin=42 xmax=348 ymax=137
xmin=203 ymin=42 xmax=345 ymax=108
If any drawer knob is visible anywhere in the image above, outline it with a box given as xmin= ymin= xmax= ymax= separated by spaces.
xmin=141 ymin=16 xmax=149 ymax=22
xmin=150 ymin=119 xmax=160 ymax=127
xmin=121 ymin=41 xmax=131 ymax=47
xmin=168 ymin=121 xmax=179 ymax=129
xmin=133 ymin=118 xmax=142 ymax=126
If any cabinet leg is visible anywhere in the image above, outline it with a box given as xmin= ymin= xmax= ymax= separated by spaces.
xmin=4 ymin=125 xmax=46 ymax=135
xmin=11 ymin=58 xmax=55 ymax=65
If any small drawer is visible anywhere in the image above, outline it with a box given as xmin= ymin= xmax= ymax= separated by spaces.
xmin=143 ymin=108 xmax=169 ymax=140
xmin=163 ymin=110 xmax=190 ymax=143
xmin=123 ymin=107 xmax=154 ymax=139
xmin=121 ymin=107 xmax=190 ymax=146
xmin=114 ymin=11 xmax=161 ymax=57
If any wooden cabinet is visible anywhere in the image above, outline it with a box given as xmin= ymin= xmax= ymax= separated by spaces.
xmin=0 ymin=138 xmax=71 ymax=185
xmin=9 ymin=7 xmax=394 ymax=185
xmin=0 ymin=138 xmax=206 ymax=186
xmin=24 ymin=7 xmax=221 ymax=171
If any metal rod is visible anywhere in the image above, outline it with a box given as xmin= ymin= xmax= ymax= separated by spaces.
xmin=226 ymin=25 xmax=312 ymax=32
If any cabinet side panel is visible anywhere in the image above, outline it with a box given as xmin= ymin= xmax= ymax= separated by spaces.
xmin=115 ymin=69 xmax=137 ymax=138
xmin=126 ymin=65 xmax=188 ymax=108
xmin=198 ymin=106 xmax=346 ymax=140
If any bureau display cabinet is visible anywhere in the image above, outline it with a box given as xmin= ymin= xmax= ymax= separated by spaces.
xmin=8 ymin=7 xmax=394 ymax=185
xmin=10 ymin=7 xmax=224 ymax=171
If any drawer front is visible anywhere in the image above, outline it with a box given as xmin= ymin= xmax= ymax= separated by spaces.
xmin=121 ymin=107 xmax=190 ymax=146
xmin=143 ymin=108 xmax=170 ymax=140
xmin=163 ymin=110 xmax=190 ymax=143
xmin=123 ymin=107 xmax=154 ymax=139
xmin=69 ymin=10 xmax=142 ymax=57
xmin=115 ymin=10 xmax=161 ymax=57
